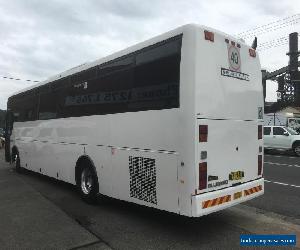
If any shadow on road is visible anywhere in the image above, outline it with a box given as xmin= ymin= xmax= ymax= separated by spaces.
xmin=16 ymin=166 xmax=248 ymax=250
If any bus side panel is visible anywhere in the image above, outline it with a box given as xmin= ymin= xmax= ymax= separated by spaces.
xmin=110 ymin=148 xmax=179 ymax=214
xmin=87 ymin=145 xmax=113 ymax=197
xmin=53 ymin=144 xmax=83 ymax=183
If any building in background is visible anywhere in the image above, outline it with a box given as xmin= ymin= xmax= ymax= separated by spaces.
xmin=264 ymin=106 xmax=300 ymax=132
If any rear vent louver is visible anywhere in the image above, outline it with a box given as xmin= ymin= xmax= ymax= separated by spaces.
xmin=129 ymin=156 xmax=157 ymax=204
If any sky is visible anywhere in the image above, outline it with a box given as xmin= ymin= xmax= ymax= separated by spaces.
xmin=0 ymin=0 xmax=299 ymax=109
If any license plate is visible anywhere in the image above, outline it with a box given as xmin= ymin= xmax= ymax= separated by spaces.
xmin=229 ymin=171 xmax=244 ymax=181
xmin=234 ymin=191 xmax=242 ymax=200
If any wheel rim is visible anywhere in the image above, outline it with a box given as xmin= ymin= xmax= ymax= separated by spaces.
xmin=81 ymin=168 xmax=93 ymax=195
xmin=13 ymin=154 xmax=19 ymax=168
xmin=295 ymin=146 xmax=300 ymax=155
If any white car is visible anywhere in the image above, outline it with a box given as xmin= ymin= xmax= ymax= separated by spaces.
xmin=264 ymin=126 xmax=300 ymax=156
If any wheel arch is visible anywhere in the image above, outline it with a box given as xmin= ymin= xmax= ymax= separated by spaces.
xmin=11 ymin=145 xmax=19 ymax=160
xmin=75 ymin=155 xmax=98 ymax=186
xmin=292 ymin=140 xmax=300 ymax=149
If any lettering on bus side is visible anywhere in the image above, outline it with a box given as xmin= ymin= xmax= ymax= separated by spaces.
xmin=221 ymin=68 xmax=250 ymax=81
xmin=207 ymin=180 xmax=228 ymax=188
xmin=65 ymin=83 xmax=178 ymax=106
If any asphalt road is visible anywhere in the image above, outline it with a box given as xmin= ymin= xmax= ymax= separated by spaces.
xmin=246 ymin=151 xmax=300 ymax=221
xmin=1 ymin=149 xmax=300 ymax=249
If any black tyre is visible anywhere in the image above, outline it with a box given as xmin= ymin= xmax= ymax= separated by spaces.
xmin=78 ymin=165 xmax=99 ymax=204
xmin=12 ymin=152 xmax=22 ymax=173
xmin=293 ymin=143 xmax=300 ymax=157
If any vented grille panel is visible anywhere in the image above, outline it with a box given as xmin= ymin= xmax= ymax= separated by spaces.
xmin=129 ymin=156 xmax=157 ymax=204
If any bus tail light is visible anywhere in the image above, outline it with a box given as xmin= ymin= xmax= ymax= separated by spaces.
xmin=199 ymin=125 xmax=208 ymax=142
xmin=258 ymin=125 xmax=262 ymax=139
xmin=249 ymin=48 xmax=256 ymax=57
xmin=204 ymin=30 xmax=214 ymax=42
xmin=199 ymin=162 xmax=207 ymax=190
xmin=258 ymin=155 xmax=262 ymax=175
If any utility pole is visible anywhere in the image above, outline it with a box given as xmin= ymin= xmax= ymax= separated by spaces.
xmin=261 ymin=69 xmax=267 ymax=102
xmin=287 ymin=32 xmax=300 ymax=105
xmin=262 ymin=32 xmax=300 ymax=111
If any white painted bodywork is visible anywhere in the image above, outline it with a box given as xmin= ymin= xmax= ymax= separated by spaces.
xmin=10 ymin=24 xmax=264 ymax=217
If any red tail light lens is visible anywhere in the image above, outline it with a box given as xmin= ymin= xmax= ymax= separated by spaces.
xmin=249 ymin=48 xmax=256 ymax=57
xmin=199 ymin=162 xmax=207 ymax=190
xmin=204 ymin=30 xmax=214 ymax=42
xmin=258 ymin=125 xmax=262 ymax=139
xmin=258 ymin=155 xmax=263 ymax=175
xmin=199 ymin=125 xmax=208 ymax=142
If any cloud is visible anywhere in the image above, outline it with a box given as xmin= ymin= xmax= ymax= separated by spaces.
xmin=0 ymin=0 xmax=299 ymax=109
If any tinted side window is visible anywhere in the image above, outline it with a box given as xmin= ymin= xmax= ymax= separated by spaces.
xmin=273 ymin=127 xmax=285 ymax=135
xmin=21 ymin=35 xmax=182 ymax=120
xmin=264 ymin=127 xmax=271 ymax=135
xmin=62 ymin=35 xmax=182 ymax=117
xmin=39 ymin=84 xmax=57 ymax=120
xmin=38 ymin=78 xmax=70 ymax=120
xmin=63 ymin=57 xmax=134 ymax=117
xmin=7 ymin=98 xmax=20 ymax=122
xmin=9 ymin=91 xmax=38 ymax=122
xmin=132 ymin=37 xmax=181 ymax=111
xmin=71 ymin=67 xmax=97 ymax=84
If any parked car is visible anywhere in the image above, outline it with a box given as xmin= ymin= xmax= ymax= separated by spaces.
xmin=264 ymin=126 xmax=300 ymax=156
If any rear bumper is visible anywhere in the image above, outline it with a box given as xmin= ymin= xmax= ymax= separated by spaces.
xmin=191 ymin=178 xmax=264 ymax=217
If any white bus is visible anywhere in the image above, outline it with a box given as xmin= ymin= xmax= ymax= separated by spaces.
xmin=5 ymin=24 xmax=264 ymax=217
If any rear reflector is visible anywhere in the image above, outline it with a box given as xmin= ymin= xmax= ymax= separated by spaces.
xmin=249 ymin=48 xmax=256 ymax=57
xmin=258 ymin=155 xmax=262 ymax=175
xmin=244 ymin=185 xmax=262 ymax=196
xmin=258 ymin=125 xmax=262 ymax=139
xmin=202 ymin=194 xmax=231 ymax=209
xmin=199 ymin=125 xmax=208 ymax=142
xmin=199 ymin=162 xmax=207 ymax=190
xmin=204 ymin=30 xmax=214 ymax=42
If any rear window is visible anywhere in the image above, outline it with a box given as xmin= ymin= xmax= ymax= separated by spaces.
xmin=264 ymin=127 xmax=271 ymax=135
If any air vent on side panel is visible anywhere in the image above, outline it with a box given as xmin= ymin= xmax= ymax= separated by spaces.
xmin=129 ymin=156 xmax=157 ymax=204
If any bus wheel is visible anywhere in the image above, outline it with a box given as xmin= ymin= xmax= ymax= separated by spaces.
xmin=293 ymin=143 xmax=300 ymax=157
xmin=12 ymin=152 xmax=22 ymax=173
xmin=78 ymin=165 xmax=99 ymax=204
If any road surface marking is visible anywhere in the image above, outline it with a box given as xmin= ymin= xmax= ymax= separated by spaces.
xmin=264 ymin=161 xmax=300 ymax=168
xmin=265 ymin=155 xmax=296 ymax=159
xmin=264 ymin=180 xmax=300 ymax=188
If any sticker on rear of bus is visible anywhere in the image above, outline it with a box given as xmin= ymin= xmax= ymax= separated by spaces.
xmin=258 ymin=107 xmax=263 ymax=119
xmin=228 ymin=45 xmax=241 ymax=71
xmin=221 ymin=68 xmax=249 ymax=81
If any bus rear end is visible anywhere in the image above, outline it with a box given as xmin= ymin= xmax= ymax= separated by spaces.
xmin=192 ymin=27 xmax=264 ymax=216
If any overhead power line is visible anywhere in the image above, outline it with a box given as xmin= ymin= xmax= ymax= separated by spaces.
xmin=237 ymin=14 xmax=300 ymax=39
xmin=257 ymin=34 xmax=300 ymax=51
xmin=1 ymin=75 xmax=40 ymax=83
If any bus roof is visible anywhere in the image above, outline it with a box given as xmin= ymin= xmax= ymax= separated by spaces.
xmin=10 ymin=24 xmax=248 ymax=98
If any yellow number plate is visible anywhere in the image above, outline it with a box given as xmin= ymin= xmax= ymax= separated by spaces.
xmin=234 ymin=191 xmax=242 ymax=200
xmin=229 ymin=171 xmax=244 ymax=181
